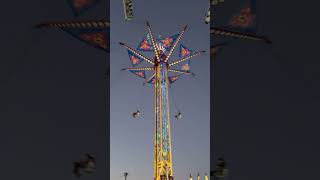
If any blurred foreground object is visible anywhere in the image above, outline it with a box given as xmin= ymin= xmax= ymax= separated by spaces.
xmin=73 ymin=154 xmax=96 ymax=178
xmin=211 ymin=157 xmax=228 ymax=179
xmin=211 ymin=0 xmax=224 ymax=6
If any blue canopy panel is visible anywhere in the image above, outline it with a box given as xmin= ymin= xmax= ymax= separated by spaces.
xmin=67 ymin=0 xmax=101 ymax=17
xmin=61 ymin=26 xmax=109 ymax=52
xmin=179 ymin=44 xmax=192 ymax=71
xmin=179 ymin=44 xmax=193 ymax=58
xmin=137 ymin=37 xmax=153 ymax=52
xmin=127 ymin=50 xmax=144 ymax=66
xmin=168 ymin=75 xmax=181 ymax=84
xmin=129 ymin=70 xmax=146 ymax=79
xmin=158 ymin=34 xmax=179 ymax=51
xmin=180 ymin=61 xmax=191 ymax=71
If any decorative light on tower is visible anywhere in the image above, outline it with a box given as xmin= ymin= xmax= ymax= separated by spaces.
xmin=120 ymin=22 xmax=205 ymax=180
xmin=205 ymin=173 xmax=209 ymax=180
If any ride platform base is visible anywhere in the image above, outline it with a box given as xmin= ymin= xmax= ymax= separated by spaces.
xmin=154 ymin=175 xmax=173 ymax=180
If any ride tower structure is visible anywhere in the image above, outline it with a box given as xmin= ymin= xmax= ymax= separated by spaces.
xmin=120 ymin=22 xmax=205 ymax=180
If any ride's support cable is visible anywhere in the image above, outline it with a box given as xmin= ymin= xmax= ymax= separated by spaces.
xmin=170 ymin=85 xmax=180 ymax=113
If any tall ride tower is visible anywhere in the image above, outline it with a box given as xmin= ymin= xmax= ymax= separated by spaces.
xmin=120 ymin=22 xmax=205 ymax=180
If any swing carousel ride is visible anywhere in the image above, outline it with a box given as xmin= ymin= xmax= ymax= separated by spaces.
xmin=120 ymin=21 xmax=206 ymax=180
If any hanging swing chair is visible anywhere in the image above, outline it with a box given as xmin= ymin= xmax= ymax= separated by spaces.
xmin=132 ymin=110 xmax=140 ymax=118
xmin=132 ymin=80 xmax=147 ymax=119
xmin=170 ymin=85 xmax=183 ymax=120
xmin=174 ymin=111 xmax=182 ymax=120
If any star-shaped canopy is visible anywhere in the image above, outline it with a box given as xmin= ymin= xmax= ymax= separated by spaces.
xmin=120 ymin=22 xmax=205 ymax=85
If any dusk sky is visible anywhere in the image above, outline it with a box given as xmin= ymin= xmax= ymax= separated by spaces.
xmin=110 ymin=0 xmax=210 ymax=180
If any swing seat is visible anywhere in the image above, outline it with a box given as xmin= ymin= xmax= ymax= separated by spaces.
xmin=133 ymin=111 xmax=140 ymax=118
xmin=175 ymin=112 xmax=182 ymax=119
